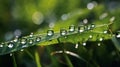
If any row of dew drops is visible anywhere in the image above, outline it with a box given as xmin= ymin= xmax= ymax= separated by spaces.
xmin=0 ymin=23 xmax=120 ymax=55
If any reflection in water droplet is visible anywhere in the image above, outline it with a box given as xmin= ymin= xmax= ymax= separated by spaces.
xmin=78 ymin=25 xmax=84 ymax=33
xmin=10 ymin=53 xmax=12 ymax=56
xmin=60 ymin=29 xmax=67 ymax=36
xmin=13 ymin=36 xmax=18 ymax=42
xmin=0 ymin=44 xmax=3 ymax=47
xmin=91 ymin=24 xmax=95 ymax=29
xmin=98 ymin=43 xmax=101 ymax=46
xmin=29 ymin=39 xmax=33 ymax=44
xmin=30 ymin=33 xmax=33 ymax=37
xmin=83 ymin=42 xmax=86 ymax=46
xmin=20 ymin=49 xmax=24 ymax=52
xmin=21 ymin=38 xmax=27 ymax=44
xmin=103 ymin=30 xmax=107 ymax=34
xmin=75 ymin=43 xmax=79 ymax=49
xmin=116 ymin=34 xmax=120 ymax=38
xmin=69 ymin=25 xmax=75 ymax=32
xmin=99 ymin=38 xmax=103 ymax=41
xmin=89 ymin=35 xmax=93 ymax=39
xmin=8 ymin=42 xmax=14 ymax=48
xmin=116 ymin=31 xmax=120 ymax=38
xmin=36 ymin=37 xmax=41 ymax=42
xmin=87 ymin=2 xmax=95 ymax=10
xmin=83 ymin=19 xmax=88 ymax=24
xmin=47 ymin=30 xmax=54 ymax=36
xmin=22 ymin=45 xmax=27 ymax=48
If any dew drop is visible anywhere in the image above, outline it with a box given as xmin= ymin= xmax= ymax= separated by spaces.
xmin=13 ymin=36 xmax=18 ymax=42
xmin=87 ymin=25 xmax=91 ymax=30
xmin=91 ymin=24 xmax=95 ymax=29
xmin=116 ymin=31 xmax=120 ymax=38
xmin=8 ymin=42 xmax=14 ymax=48
xmin=36 ymin=37 xmax=41 ymax=42
xmin=29 ymin=39 xmax=33 ymax=44
xmin=82 ymin=42 xmax=86 ymax=46
xmin=103 ymin=30 xmax=108 ymax=34
xmin=47 ymin=30 xmax=54 ymax=36
xmin=84 ymin=25 xmax=88 ymax=31
xmin=99 ymin=38 xmax=103 ymax=41
xmin=98 ymin=43 xmax=101 ymax=46
xmin=21 ymin=38 xmax=27 ymax=44
xmin=22 ymin=45 xmax=27 ymax=48
xmin=69 ymin=25 xmax=75 ymax=32
xmin=60 ymin=29 xmax=67 ymax=36
xmin=75 ymin=43 xmax=79 ymax=49
xmin=0 ymin=44 xmax=3 ymax=47
xmin=78 ymin=25 xmax=84 ymax=33
xmin=89 ymin=35 xmax=93 ymax=39
xmin=20 ymin=49 xmax=24 ymax=52
xmin=10 ymin=53 xmax=13 ymax=56
xmin=30 ymin=32 xmax=33 ymax=37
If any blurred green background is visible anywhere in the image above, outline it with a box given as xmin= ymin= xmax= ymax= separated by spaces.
xmin=0 ymin=0 xmax=120 ymax=67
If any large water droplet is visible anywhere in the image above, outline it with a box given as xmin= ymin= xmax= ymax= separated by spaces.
xmin=36 ymin=37 xmax=41 ymax=42
xmin=60 ymin=29 xmax=67 ymax=36
xmin=8 ymin=42 xmax=14 ymax=48
xmin=30 ymin=32 xmax=33 ymax=37
xmin=47 ymin=30 xmax=54 ymax=36
xmin=69 ymin=25 xmax=75 ymax=32
xmin=21 ymin=38 xmax=27 ymax=44
xmin=78 ymin=25 xmax=84 ymax=33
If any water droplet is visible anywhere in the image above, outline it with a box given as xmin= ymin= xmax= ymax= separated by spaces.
xmin=69 ymin=25 xmax=75 ymax=32
xmin=78 ymin=25 xmax=84 ymax=33
xmin=47 ymin=30 xmax=54 ymax=36
xmin=30 ymin=33 xmax=33 ymax=37
xmin=22 ymin=45 xmax=27 ymax=48
xmin=83 ymin=19 xmax=88 ymax=24
xmin=99 ymin=38 xmax=103 ymax=41
xmin=36 ymin=37 xmax=41 ymax=42
xmin=21 ymin=38 xmax=27 ymax=44
xmin=98 ymin=43 xmax=101 ymax=46
xmin=84 ymin=25 xmax=88 ymax=31
xmin=20 ymin=49 xmax=24 ymax=52
xmin=91 ymin=24 xmax=95 ymax=29
xmin=110 ymin=16 xmax=115 ymax=22
xmin=0 ymin=44 xmax=3 ymax=47
xmin=103 ymin=30 xmax=108 ymax=34
xmin=87 ymin=2 xmax=95 ymax=10
xmin=10 ymin=53 xmax=13 ymax=56
xmin=29 ymin=39 xmax=33 ymax=44
xmin=8 ymin=42 xmax=14 ymax=48
xmin=116 ymin=31 xmax=120 ymax=38
xmin=13 ymin=36 xmax=18 ymax=42
xmin=116 ymin=34 xmax=120 ymax=38
xmin=89 ymin=35 xmax=93 ymax=39
xmin=60 ymin=29 xmax=67 ymax=36
xmin=82 ymin=42 xmax=86 ymax=46
xmin=75 ymin=43 xmax=79 ymax=49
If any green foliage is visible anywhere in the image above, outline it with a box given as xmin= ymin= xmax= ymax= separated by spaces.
xmin=0 ymin=0 xmax=120 ymax=67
